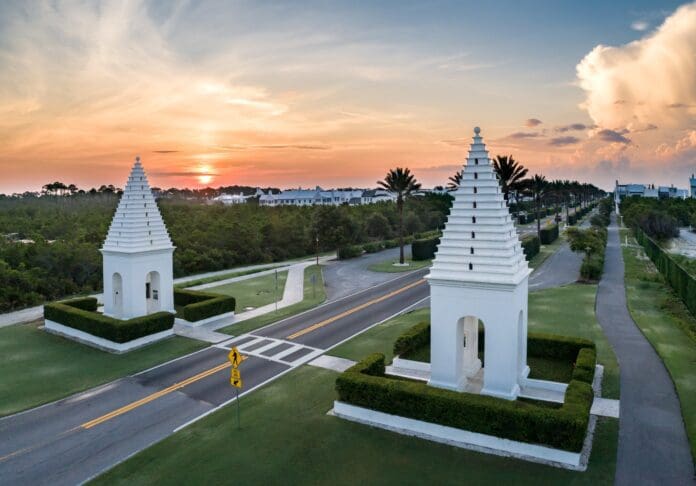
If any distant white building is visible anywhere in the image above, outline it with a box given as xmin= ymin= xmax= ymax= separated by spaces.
xmin=258 ymin=187 xmax=395 ymax=207
xmin=213 ymin=193 xmax=248 ymax=205
xmin=101 ymin=157 xmax=175 ymax=319
xmin=615 ymin=180 xmax=689 ymax=203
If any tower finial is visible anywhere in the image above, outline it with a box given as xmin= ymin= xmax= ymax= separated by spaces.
xmin=474 ymin=126 xmax=481 ymax=135
xmin=135 ymin=155 xmax=141 ymax=163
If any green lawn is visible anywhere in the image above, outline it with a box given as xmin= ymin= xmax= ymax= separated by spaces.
xmin=0 ymin=322 xmax=205 ymax=417
xmin=175 ymin=265 xmax=285 ymax=289
xmin=94 ymin=366 xmax=618 ymax=485
xmin=219 ymin=264 xmax=326 ymax=336
xmin=367 ymin=258 xmax=432 ymax=273
xmin=622 ymin=233 xmax=696 ymax=462
xmin=206 ymin=270 xmax=288 ymax=310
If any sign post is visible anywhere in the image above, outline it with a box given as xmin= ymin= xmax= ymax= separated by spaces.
xmin=228 ymin=347 xmax=246 ymax=430
xmin=274 ymin=269 xmax=278 ymax=312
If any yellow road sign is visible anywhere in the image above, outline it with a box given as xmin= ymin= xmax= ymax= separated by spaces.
xmin=228 ymin=347 xmax=246 ymax=368
xmin=230 ymin=368 xmax=242 ymax=388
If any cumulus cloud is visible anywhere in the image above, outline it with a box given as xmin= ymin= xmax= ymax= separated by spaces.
xmin=508 ymin=132 xmax=541 ymax=139
xmin=549 ymin=136 xmax=580 ymax=146
xmin=525 ymin=118 xmax=543 ymax=127
xmin=655 ymin=130 xmax=696 ymax=158
xmin=576 ymin=2 xmax=696 ymax=130
xmin=595 ymin=129 xmax=631 ymax=144
xmin=555 ymin=123 xmax=591 ymax=132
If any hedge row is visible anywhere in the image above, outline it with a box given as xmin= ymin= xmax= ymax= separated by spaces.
xmin=539 ymin=224 xmax=559 ymax=245
xmin=393 ymin=321 xmax=430 ymax=356
xmin=174 ymin=289 xmax=236 ymax=322
xmin=336 ymin=353 xmax=594 ymax=451
xmin=572 ymin=348 xmax=597 ymax=384
xmin=518 ymin=213 xmax=535 ymax=225
xmin=44 ymin=299 xmax=174 ymax=343
xmin=521 ymin=235 xmax=540 ymax=260
xmin=337 ymin=245 xmax=364 ymax=259
xmin=411 ymin=237 xmax=440 ymax=261
xmin=636 ymin=228 xmax=696 ymax=317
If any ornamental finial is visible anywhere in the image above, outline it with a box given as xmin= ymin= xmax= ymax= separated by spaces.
xmin=474 ymin=126 xmax=481 ymax=135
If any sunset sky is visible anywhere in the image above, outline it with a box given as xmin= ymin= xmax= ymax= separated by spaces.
xmin=1 ymin=0 xmax=694 ymax=193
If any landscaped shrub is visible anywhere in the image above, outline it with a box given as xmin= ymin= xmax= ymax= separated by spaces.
xmin=521 ymin=235 xmax=540 ymax=260
xmin=174 ymin=288 xmax=236 ymax=322
xmin=393 ymin=321 xmax=429 ymax=357
xmin=539 ymin=224 xmax=559 ymax=245
xmin=338 ymin=245 xmax=364 ymax=259
xmin=58 ymin=296 xmax=99 ymax=312
xmin=44 ymin=300 xmax=174 ymax=343
xmin=568 ymin=213 xmax=578 ymax=225
xmin=572 ymin=347 xmax=597 ymax=384
xmin=411 ymin=237 xmax=440 ymax=261
xmin=527 ymin=332 xmax=595 ymax=360
xmin=362 ymin=242 xmax=383 ymax=253
xmin=383 ymin=239 xmax=399 ymax=249
xmin=580 ymin=255 xmax=604 ymax=281
xmin=335 ymin=353 xmax=593 ymax=451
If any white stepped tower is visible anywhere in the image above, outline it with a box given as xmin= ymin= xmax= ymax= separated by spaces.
xmin=427 ymin=127 xmax=531 ymax=400
xmin=101 ymin=157 xmax=175 ymax=319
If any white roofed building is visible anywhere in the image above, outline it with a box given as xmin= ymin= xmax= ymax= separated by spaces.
xmin=101 ymin=157 xmax=175 ymax=319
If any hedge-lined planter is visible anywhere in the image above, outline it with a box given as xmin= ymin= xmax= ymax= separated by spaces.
xmin=43 ymin=297 xmax=175 ymax=352
xmin=174 ymin=289 xmax=236 ymax=322
xmin=335 ymin=353 xmax=594 ymax=452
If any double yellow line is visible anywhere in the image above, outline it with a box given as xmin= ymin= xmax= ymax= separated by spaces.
xmin=81 ymin=362 xmax=231 ymax=429
xmin=286 ymin=279 xmax=425 ymax=340
xmin=80 ymin=277 xmax=425 ymax=430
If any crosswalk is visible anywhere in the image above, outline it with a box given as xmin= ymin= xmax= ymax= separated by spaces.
xmin=215 ymin=334 xmax=324 ymax=367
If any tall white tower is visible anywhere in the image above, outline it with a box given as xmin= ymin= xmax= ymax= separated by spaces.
xmin=101 ymin=157 xmax=175 ymax=319
xmin=427 ymin=127 xmax=531 ymax=400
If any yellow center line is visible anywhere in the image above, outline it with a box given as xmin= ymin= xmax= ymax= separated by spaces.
xmin=81 ymin=361 xmax=231 ymax=429
xmin=286 ymin=279 xmax=426 ymax=340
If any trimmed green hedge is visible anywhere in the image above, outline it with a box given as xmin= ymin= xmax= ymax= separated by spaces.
xmin=362 ymin=242 xmax=383 ymax=253
xmin=174 ymin=289 xmax=236 ymax=322
xmin=539 ymin=224 xmax=559 ymax=245
xmin=572 ymin=348 xmax=597 ymax=384
xmin=393 ymin=321 xmax=430 ymax=356
xmin=59 ymin=296 xmax=99 ymax=312
xmin=521 ymin=235 xmax=540 ymax=260
xmin=338 ymin=245 xmax=364 ymax=259
xmin=336 ymin=353 xmax=593 ymax=451
xmin=636 ymin=228 xmax=696 ymax=317
xmin=44 ymin=300 xmax=174 ymax=343
xmin=411 ymin=237 xmax=439 ymax=261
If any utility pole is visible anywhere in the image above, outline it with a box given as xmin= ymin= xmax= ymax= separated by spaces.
xmin=315 ymin=234 xmax=319 ymax=266
xmin=274 ymin=269 xmax=278 ymax=312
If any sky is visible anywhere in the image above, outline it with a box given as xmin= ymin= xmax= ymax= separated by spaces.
xmin=0 ymin=0 xmax=694 ymax=193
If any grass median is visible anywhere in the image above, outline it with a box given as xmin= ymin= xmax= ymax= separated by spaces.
xmin=0 ymin=322 xmax=205 ymax=417
xmin=204 ymin=269 xmax=288 ymax=310
xmin=219 ymin=264 xmax=325 ymax=336
xmin=367 ymin=258 xmax=432 ymax=273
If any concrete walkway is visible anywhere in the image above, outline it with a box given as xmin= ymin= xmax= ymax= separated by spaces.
xmin=596 ymin=214 xmax=694 ymax=485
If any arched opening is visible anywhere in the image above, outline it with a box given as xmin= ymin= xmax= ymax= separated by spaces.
xmin=112 ymin=273 xmax=123 ymax=316
xmin=457 ymin=316 xmax=483 ymax=381
xmin=145 ymin=271 xmax=161 ymax=314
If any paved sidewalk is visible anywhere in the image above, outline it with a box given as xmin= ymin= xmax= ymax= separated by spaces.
xmin=596 ymin=214 xmax=694 ymax=485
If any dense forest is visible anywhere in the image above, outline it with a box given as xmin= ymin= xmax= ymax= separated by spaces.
xmin=620 ymin=196 xmax=695 ymax=240
xmin=0 ymin=193 xmax=450 ymax=311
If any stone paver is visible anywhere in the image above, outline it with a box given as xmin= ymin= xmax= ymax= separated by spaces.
xmin=590 ymin=398 xmax=620 ymax=418
xmin=596 ymin=214 xmax=694 ymax=485
xmin=309 ymin=355 xmax=356 ymax=372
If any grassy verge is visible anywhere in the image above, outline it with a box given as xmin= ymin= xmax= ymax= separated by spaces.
xmin=528 ymin=234 xmax=565 ymax=270
xmin=94 ymin=365 xmax=618 ymax=485
xmin=174 ymin=265 xmax=285 ymax=289
xmin=0 ymin=322 xmax=205 ymax=417
xmin=204 ymin=270 xmax=288 ymax=310
xmin=367 ymin=258 xmax=432 ymax=273
xmin=622 ymin=232 xmax=696 ymax=462
xmin=219 ymin=264 xmax=325 ymax=336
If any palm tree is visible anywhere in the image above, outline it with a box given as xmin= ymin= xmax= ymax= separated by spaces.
xmin=526 ymin=174 xmax=547 ymax=241
xmin=378 ymin=167 xmax=422 ymax=264
xmin=447 ymin=170 xmax=462 ymax=190
xmin=493 ymin=155 xmax=528 ymax=202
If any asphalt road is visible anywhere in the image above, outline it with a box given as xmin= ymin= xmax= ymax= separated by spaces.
xmin=0 ymin=269 xmax=429 ymax=486
xmin=596 ymin=214 xmax=695 ymax=485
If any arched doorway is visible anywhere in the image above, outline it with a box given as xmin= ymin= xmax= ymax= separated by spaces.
xmin=112 ymin=272 xmax=123 ymax=316
xmin=146 ymin=271 xmax=161 ymax=314
xmin=457 ymin=316 xmax=482 ymax=378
